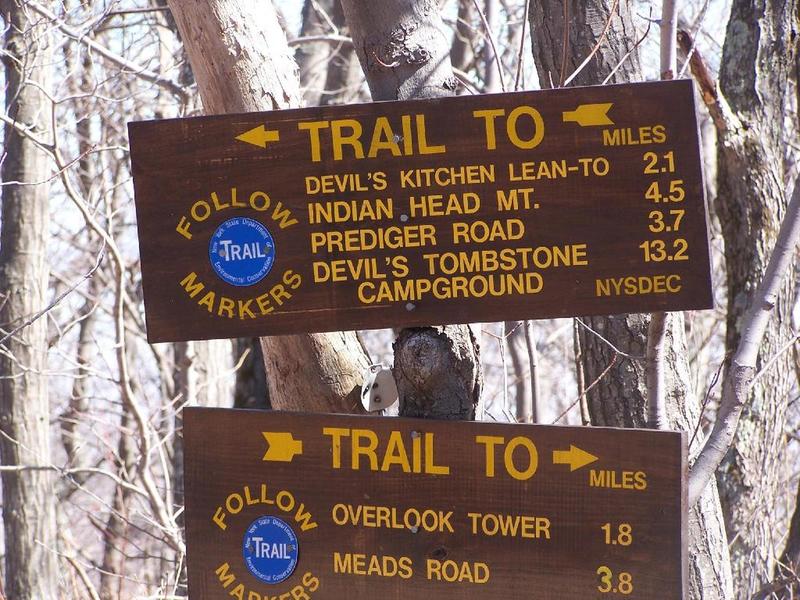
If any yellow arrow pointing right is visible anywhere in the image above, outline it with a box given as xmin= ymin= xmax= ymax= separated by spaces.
xmin=262 ymin=432 xmax=303 ymax=462
xmin=562 ymin=103 xmax=614 ymax=126
xmin=552 ymin=445 xmax=598 ymax=472
xmin=236 ymin=124 xmax=280 ymax=148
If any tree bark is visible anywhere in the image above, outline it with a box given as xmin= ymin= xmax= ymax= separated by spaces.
xmin=528 ymin=0 xmax=641 ymax=88
xmin=232 ymin=338 xmax=269 ymax=409
xmin=528 ymin=3 xmax=734 ymax=598
xmin=60 ymin=290 xmax=96 ymax=490
xmin=260 ymin=332 xmax=370 ymax=413
xmin=166 ymin=0 xmax=371 ymax=412
xmin=99 ymin=410 xmax=136 ymax=600
xmin=319 ymin=0 xmax=365 ymax=106
xmin=295 ymin=0 xmax=365 ymax=107
xmin=450 ymin=0 xmax=477 ymax=75
xmin=339 ymin=0 xmax=459 ymax=101
xmin=714 ymin=0 xmax=798 ymax=592
xmin=0 ymin=2 xmax=60 ymax=597
xmin=505 ymin=320 xmax=535 ymax=423
xmin=339 ymin=0 xmax=482 ymax=420
xmin=482 ymin=0 xmax=501 ymax=92
xmin=393 ymin=326 xmax=481 ymax=419
xmin=776 ymin=482 xmax=800 ymax=597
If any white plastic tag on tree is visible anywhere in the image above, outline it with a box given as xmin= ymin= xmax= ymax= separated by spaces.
xmin=361 ymin=364 xmax=399 ymax=412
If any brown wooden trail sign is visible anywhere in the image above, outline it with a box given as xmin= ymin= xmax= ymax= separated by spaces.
xmin=184 ymin=408 xmax=687 ymax=599
xmin=129 ymin=80 xmax=712 ymax=343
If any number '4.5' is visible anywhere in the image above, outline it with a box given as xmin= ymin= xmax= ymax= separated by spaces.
xmin=645 ymin=180 xmax=685 ymax=203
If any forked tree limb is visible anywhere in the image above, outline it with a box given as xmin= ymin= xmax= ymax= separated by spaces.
xmin=688 ymin=175 xmax=800 ymax=506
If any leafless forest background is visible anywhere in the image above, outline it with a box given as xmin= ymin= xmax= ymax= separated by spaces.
xmin=0 ymin=0 xmax=798 ymax=598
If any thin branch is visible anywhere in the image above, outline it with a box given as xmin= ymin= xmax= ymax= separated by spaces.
xmin=472 ymin=0 xmax=507 ymax=92
xmin=562 ymin=0 xmax=620 ymax=87
xmin=660 ymin=0 xmax=679 ymax=79
xmin=689 ymin=174 xmax=800 ymax=506
xmin=646 ymin=312 xmax=669 ymax=429
xmin=645 ymin=0 xmax=679 ymax=431
xmin=26 ymin=0 xmax=188 ymax=100
xmin=514 ymin=0 xmax=531 ymax=90
xmin=452 ymin=68 xmax=480 ymax=94
xmin=105 ymin=7 xmax=171 ymax=19
xmin=63 ymin=554 xmax=102 ymax=600
xmin=602 ymin=8 xmax=653 ymax=85
xmin=690 ymin=357 xmax=725 ymax=448
xmin=0 ymin=245 xmax=105 ymax=347
xmin=523 ymin=320 xmax=539 ymax=423
xmin=558 ymin=0 xmax=569 ymax=86
xmin=553 ymin=354 xmax=618 ymax=424
xmin=575 ymin=317 xmax=644 ymax=359
xmin=749 ymin=332 xmax=800 ymax=387
xmin=287 ymin=34 xmax=353 ymax=47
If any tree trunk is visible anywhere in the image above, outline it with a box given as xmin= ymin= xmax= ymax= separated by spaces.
xmin=505 ymin=320 xmax=536 ymax=423
xmin=339 ymin=0 xmax=481 ymax=420
xmin=575 ymin=314 xmax=650 ymax=427
xmin=59 ymin=289 xmax=96 ymax=490
xmin=339 ymin=0 xmax=458 ymax=101
xmin=166 ymin=0 xmax=371 ymax=412
xmin=714 ymin=0 xmax=798 ymax=592
xmin=99 ymin=410 xmax=136 ymax=600
xmin=528 ymin=0 xmax=641 ymax=88
xmin=393 ymin=326 xmax=481 ymax=420
xmin=775 ymin=483 xmax=800 ymax=597
xmin=450 ymin=0 xmax=477 ymax=75
xmin=232 ymin=338 xmax=269 ymax=409
xmin=528 ymin=3 xmax=734 ymax=598
xmin=296 ymin=0 xmax=336 ymax=106
xmin=319 ymin=0 xmax=365 ymax=106
xmin=0 ymin=2 xmax=60 ymax=597
xmin=482 ymin=0 xmax=500 ymax=92
xmin=664 ymin=318 xmax=735 ymax=598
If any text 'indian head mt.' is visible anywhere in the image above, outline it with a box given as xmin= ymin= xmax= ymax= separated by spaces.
xmin=128 ymin=79 xmax=712 ymax=342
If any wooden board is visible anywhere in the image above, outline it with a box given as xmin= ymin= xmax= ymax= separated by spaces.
xmin=184 ymin=408 xmax=688 ymax=599
xmin=129 ymin=80 xmax=712 ymax=342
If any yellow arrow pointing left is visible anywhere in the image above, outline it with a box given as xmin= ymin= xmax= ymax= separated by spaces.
xmin=262 ymin=432 xmax=303 ymax=462
xmin=236 ymin=124 xmax=280 ymax=148
xmin=552 ymin=445 xmax=598 ymax=472
xmin=562 ymin=103 xmax=614 ymax=127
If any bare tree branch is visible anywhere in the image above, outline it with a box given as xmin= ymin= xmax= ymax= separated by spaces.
xmin=689 ymin=174 xmax=800 ymax=506
xmin=26 ymin=0 xmax=188 ymax=100
xmin=646 ymin=312 xmax=669 ymax=428
xmin=660 ymin=0 xmax=679 ymax=79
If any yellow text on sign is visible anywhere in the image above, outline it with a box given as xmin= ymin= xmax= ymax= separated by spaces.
xmin=476 ymin=435 xmax=539 ymax=480
xmin=319 ymin=428 xmax=546 ymax=480
xmin=295 ymin=105 xmax=547 ymax=162
xmin=322 ymin=428 xmax=450 ymax=475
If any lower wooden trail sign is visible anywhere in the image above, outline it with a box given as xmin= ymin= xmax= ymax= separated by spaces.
xmin=129 ymin=80 xmax=712 ymax=343
xmin=184 ymin=409 xmax=688 ymax=599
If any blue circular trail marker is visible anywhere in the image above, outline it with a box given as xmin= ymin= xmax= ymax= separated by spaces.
xmin=209 ymin=217 xmax=275 ymax=287
xmin=242 ymin=516 xmax=299 ymax=585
